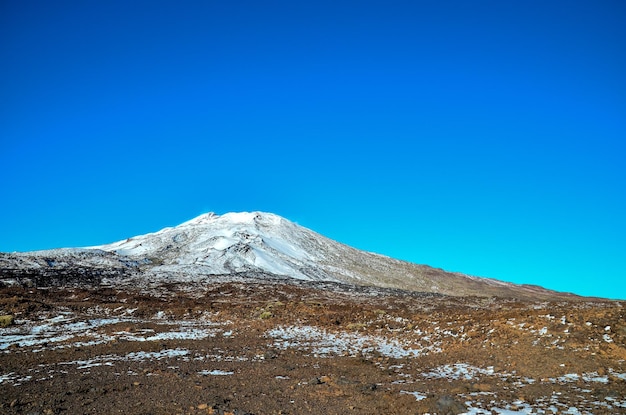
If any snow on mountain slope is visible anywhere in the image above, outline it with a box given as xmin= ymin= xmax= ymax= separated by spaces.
xmin=93 ymin=212 xmax=354 ymax=281
xmin=88 ymin=212 xmax=566 ymax=299
xmin=2 ymin=212 xmax=582 ymax=300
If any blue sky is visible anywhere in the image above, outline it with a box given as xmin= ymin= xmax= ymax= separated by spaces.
xmin=1 ymin=1 xmax=625 ymax=299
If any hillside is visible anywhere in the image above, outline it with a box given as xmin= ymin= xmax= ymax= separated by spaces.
xmin=1 ymin=212 xmax=583 ymax=301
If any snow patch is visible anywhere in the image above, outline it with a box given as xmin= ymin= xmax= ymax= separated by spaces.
xmin=400 ymin=390 xmax=427 ymax=401
xmin=267 ymin=325 xmax=432 ymax=358
xmin=421 ymin=364 xmax=500 ymax=380
xmin=198 ymin=369 xmax=234 ymax=376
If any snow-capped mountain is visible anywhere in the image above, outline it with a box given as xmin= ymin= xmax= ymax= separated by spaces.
xmin=1 ymin=212 xmax=580 ymax=300
xmin=93 ymin=212 xmax=336 ymax=280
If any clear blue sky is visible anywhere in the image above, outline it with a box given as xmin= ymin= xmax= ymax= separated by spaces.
xmin=1 ymin=1 xmax=625 ymax=299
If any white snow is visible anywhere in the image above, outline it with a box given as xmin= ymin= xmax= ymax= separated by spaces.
xmin=421 ymin=364 xmax=499 ymax=381
xmin=0 ymin=373 xmax=16 ymax=384
xmin=0 ymin=316 xmax=123 ymax=350
xmin=198 ymin=369 xmax=234 ymax=376
xmin=462 ymin=405 xmax=535 ymax=414
xmin=252 ymin=248 xmax=309 ymax=280
xmin=128 ymin=349 xmax=190 ymax=360
xmin=212 ymin=237 xmax=237 ymax=251
xmin=582 ymin=372 xmax=609 ymax=383
xmin=267 ymin=325 xmax=433 ymax=358
xmin=116 ymin=328 xmax=215 ymax=342
xmin=89 ymin=212 xmax=320 ymax=280
xmin=81 ymin=211 xmax=402 ymax=285
xmin=558 ymin=373 xmax=580 ymax=382
xmin=550 ymin=372 xmax=610 ymax=384
xmin=0 ymin=312 xmax=227 ymax=353
xmin=263 ymin=235 xmax=310 ymax=260
xmin=610 ymin=370 xmax=626 ymax=380
xmin=3 ymin=348 xmax=193 ymax=382
xmin=400 ymin=390 xmax=427 ymax=401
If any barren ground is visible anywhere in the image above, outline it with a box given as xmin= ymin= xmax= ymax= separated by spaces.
xmin=1 ymin=281 xmax=625 ymax=414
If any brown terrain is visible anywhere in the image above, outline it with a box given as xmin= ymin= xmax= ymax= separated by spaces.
xmin=1 ymin=279 xmax=625 ymax=415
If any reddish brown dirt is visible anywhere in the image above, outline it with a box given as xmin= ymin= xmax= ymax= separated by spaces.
xmin=1 ymin=283 xmax=625 ymax=414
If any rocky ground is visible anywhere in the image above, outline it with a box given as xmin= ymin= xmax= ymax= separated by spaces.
xmin=1 ymin=280 xmax=625 ymax=414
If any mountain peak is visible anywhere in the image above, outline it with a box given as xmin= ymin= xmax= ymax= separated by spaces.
xmin=181 ymin=211 xmax=282 ymax=227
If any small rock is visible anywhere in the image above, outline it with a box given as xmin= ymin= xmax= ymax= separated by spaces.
xmin=360 ymin=383 xmax=377 ymax=393
xmin=197 ymin=403 xmax=208 ymax=410
xmin=436 ymin=395 xmax=467 ymax=415
xmin=319 ymin=375 xmax=331 ymax=384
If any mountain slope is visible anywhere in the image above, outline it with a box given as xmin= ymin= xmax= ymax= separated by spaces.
xmin=2 ymin=212 xmax=581 ymax=300
xmin=92 ymin=211 xmax=579 ymax=300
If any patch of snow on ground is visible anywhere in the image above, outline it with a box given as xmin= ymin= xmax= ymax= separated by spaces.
xmin=462 ymin=404 xmax=535 ymax=414
xmin=0 ymin=372 xmax=16 ymax=384
xmin=582 ymin=372 xmax=609 ymax=383
xmin=421 ymin=364 xmax=500 ymax=380
xmin=461 ymin=399 xmax=596 ymax=415
xmin=548 ymin=371 xmax=609 ymax=384
xmin=1 ymin=348 xmax=193 ymax=385
xmin=1 ymin=312 xmax=227 ymax=353
xmin=198 ymin=369 xmax=234 ymax=376
xmin=117 ymin=328 xmax=216 ymax=342
xmin=558 ymin=373 xmax=580 ymax=382
xmin=125 ymin=349 xmax=190 ymax=360
xmin=58 ymin=349 xmax=191 ymax=369
xmin=267 ymin=325 xmax=432 ymax=358
xmin=400 ymin=390 xmax=427 ymax=401
xmin=0 ymin=316 xmax=123 ymax=350
xmin=610 ymin=370 xmax=626 ymax=380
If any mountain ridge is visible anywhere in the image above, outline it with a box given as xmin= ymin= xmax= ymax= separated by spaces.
xmin=1 ymin=211 xmax=586 ymax=300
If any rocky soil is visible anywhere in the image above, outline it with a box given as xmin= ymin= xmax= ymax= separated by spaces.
xmin=1 ymin=280 xmax=625 ymax=414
